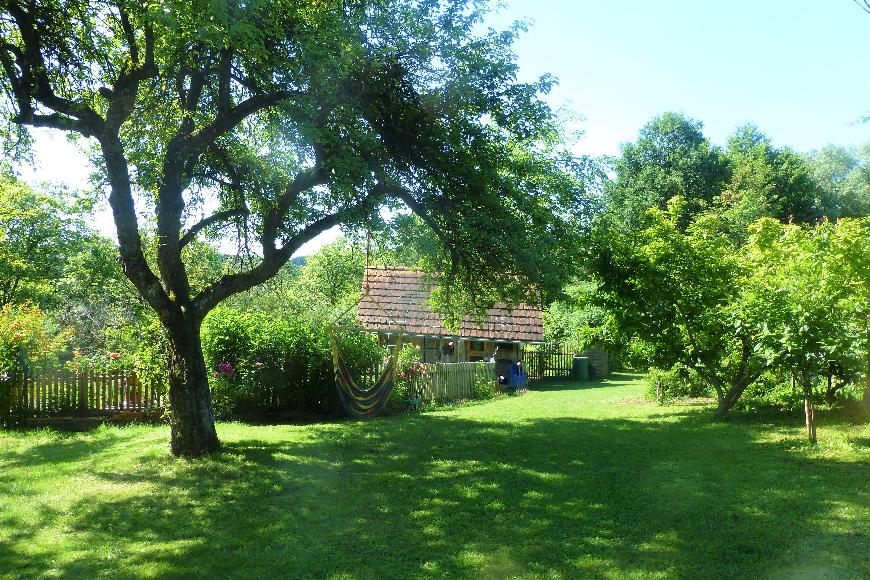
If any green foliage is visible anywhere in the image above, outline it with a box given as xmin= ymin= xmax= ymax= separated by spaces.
xmin=0 ymin=175 xmax=92 ymax=307
xmin=587 ymin=198 xmax=767 ymax=413
xmin=390 ymin=342 xmax=424 ymax=409
xmin=805 ymin=143 xmax=870 ymax=219
xmin=738 ymin=371 xmax=812 ymax=412
xmin=227 ymin=237 xmax=364 ymax=324
xmin=741 ymin=217 xmax=870 ymax=425
xmin=543 ymin=280 xmax=615 ymax=355
xmin=719 ymin=125 xmax=823 ymax=240
xmin=471 ymin=371 xmax=497 ymax=400
xmin=51 ymin=233 xmax=146 ymax=355
xmin=290 ymin=238 xmax=366 ymax=319
xmin=101 ymin=314 xmax=170 ymax=404
xmin=743 ymin=218 xmax=864 ymax=375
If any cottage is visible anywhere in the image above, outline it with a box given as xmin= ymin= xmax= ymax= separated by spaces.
xmin=357 ymin=266 xmax=544 ymax=379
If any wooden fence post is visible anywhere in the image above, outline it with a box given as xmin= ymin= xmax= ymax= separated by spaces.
xmin=78 ymin=371 xmax=86 ymax=411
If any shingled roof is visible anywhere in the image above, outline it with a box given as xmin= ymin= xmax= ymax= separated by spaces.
xmin=357 ymin=266 xmax=544 ymax=342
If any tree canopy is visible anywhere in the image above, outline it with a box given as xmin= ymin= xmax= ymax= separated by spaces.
xmin=605 ymin=112 xmax=730 ymax=230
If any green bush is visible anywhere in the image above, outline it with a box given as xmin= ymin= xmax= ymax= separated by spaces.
xmin=646 ymin=364 xmax=711 ymax=403
xmin=737 ymin=370 xmax=863 ymax=413
xmin=472 ymin=369 xmax=497 ymax=400
xmin=388 ymin=343 xmax=424 ymax=412
xmin=201 ymin=307 xmax=385 ymax=419
xmin=102 ymin=315 xmax=169 ymax=409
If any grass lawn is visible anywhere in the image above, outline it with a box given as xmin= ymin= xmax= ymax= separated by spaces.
xmin=1 ymin=373 xmax=868 ymax=579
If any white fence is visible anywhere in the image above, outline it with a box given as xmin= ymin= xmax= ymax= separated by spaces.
xmin=410 ymin=361 xmax=496 ymax=403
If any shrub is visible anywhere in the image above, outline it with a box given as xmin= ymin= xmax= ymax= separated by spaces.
xmin=472 ymin=368 xmax=497 ymax=400
xmin=102 ymin=315 xmax=169 ymax=408
xmin=736 ymin=370 xmax=863 ymax=413
xmin=646 ymin=364 xmax=710 ymax=403
xmin=388 ymin=343 xmax=423 ymax=411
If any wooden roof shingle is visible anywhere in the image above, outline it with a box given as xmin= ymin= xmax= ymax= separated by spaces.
xmin=357 ymin=266 xmax=544 ymax=342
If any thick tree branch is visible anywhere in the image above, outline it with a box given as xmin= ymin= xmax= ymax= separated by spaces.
xmin=116 ymin=3 xmax=139 ymax=66
xmin=261 ymin=163 xmax=328 ymax=259
xmin=180 ymin=206 xmax=250 ymax=249
xmin=99 ymin=134 xmax=173 ymax=318
xmin=193 ymin=200 xmax=372 ymax=316
xmin=4 ymin=2 xmax=104 ymax=134
xmin=185 ymin=89 xmax=303 ymax=152
xmin=217 ymin=48 xmax=232 ymax=115
xmin=385 ymin=182 xmax=464 ymax=281
xmin=387 ymin=185 xmax=453 ymax=248
xmin=18 ymin=111 xmax=98 ymax=136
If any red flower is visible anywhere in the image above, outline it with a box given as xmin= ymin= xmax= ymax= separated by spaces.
xmin=9 ymin=322 xmax=20 ymax=331
xmin=109 ymin=352 xmax=121 ymax=359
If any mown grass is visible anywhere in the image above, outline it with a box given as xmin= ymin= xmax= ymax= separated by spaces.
xmin=1 ymin=373 xmax=868 ymax=579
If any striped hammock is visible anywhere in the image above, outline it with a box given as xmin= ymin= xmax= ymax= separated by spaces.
xmin=328 ymin=327 xmax=404 ymax=418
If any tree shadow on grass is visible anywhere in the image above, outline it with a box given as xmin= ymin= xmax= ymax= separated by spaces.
xmin=1 ymin=409 xmax=868 ymax=579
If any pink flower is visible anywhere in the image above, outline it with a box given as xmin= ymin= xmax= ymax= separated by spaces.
xmin=218 ymin=362 xmax=234 ymax=377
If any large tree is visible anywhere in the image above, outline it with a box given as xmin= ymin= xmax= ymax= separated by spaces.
xmin=0 ymin=174 xmax=86 ymax=306
xmin=742 ymin=218 xmax=868 ymax=441
xmin=605 ymin=112 xmax=730 ymax=231
xmin=720 ymin=124 xmax=822 ymax=237
xmin=587 ymin=199 xmax=767 ymax=416
xmin=0 ymin=1 xmax=585 ymax=455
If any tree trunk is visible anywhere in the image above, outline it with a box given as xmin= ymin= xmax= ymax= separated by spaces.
xmin=714 ymin=394 xmax=733 ymax=417
xmin=166 ymin=315 xmax=220 ymax=457
xmin=802 ymin=367 xmax=816 ymax=444
xmin=713 ymin=374 xmax=756 ymax=417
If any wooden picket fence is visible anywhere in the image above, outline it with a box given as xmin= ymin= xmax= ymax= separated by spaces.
xmin=409 ymin=361 xmax=496 ymax=403
xmin=524 ymin=345 xmax=574 ymax=380
xmin=17 ymin=367 xmax=163 ymax=415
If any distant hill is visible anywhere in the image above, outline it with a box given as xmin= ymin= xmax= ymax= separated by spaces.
xmin=290 ymin=256 xmax=307 ymax=267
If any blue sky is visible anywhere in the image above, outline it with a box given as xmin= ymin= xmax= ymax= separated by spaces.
xmin=21 ymin=0 xmax=870 ymax=248
xmin=486 ymin=0 xmax=869 ymax=156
